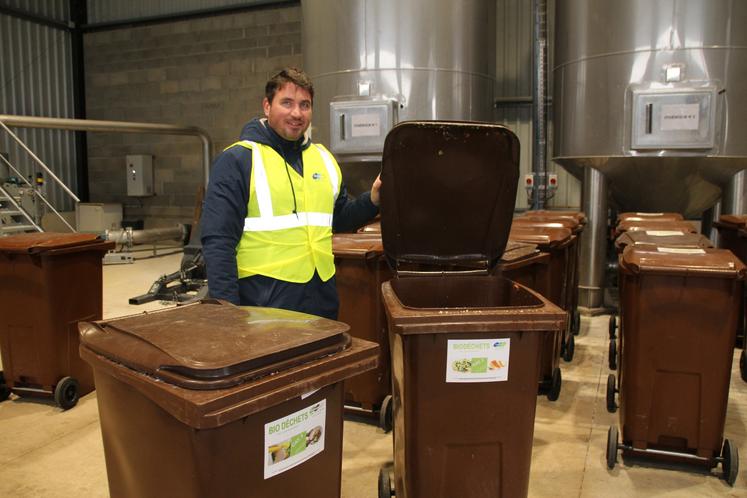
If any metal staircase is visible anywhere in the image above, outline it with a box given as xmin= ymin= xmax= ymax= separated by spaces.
xmin=0 ymin=120 xmax=78 ymax=236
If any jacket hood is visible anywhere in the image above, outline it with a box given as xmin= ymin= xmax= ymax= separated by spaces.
xmin=239 ymin=118 xmax=311 ymax=155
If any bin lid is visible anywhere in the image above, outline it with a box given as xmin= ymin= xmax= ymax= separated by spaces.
xmin=615 ymin=232 xmax=713 ymax=252
xmin=617 ymin=212 xmax=683 ymax=224
xmin=500 ymin=240 xmax=540 ymax=263
xmin=615 ymin=219 xmax=697 ymax=235
xmin=79 ymin=300 xmax=352 ymax=390
xmin=379 ymin=121 xmax=519 ymax=270
xmin=509 ymin=225 xmax=573 ymax=248
xmin=715 ymin=214 xmax=747 ymax=229
xmin=0 ymin=232 xmax=105 ymax=254
xmin=514 ymin=213 xmax=583 ymax=234
xmin=333 ymin=233 xmax=383 ymax=259
xmin=620 ymin=246 xmax=746 ymax=278
xmin=521 ymin=209 xmax=587 ymax=225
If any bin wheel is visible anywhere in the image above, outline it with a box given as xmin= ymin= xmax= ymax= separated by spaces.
xmin=722 ymin=439 xmax=739 ymax=486
xmin=608 ymin=315 xmax=617 ymax=339
xmin=547 ymin=367 xmax=562 ymax=402
xmin=740 ymin=350 xmax=747 ymax=383
xmin=379 ymin=395 xmax=393 ymax=433
xmin=378 ymin=466 xmax=394 ymax=498
xmin=54 ymin=377 xmax=80 ymax=410
xmin=562 ymin=335 xmax=575 ymax=362
xmin=606 ymin=426 xmax=619 ymax=469
xmin=606 ymin=374 xmax=617 ymax=413
xmin=571 ymin=310 xmax=581 ymax=336
xmin=608 ymin=339 xmax=617 ymax=371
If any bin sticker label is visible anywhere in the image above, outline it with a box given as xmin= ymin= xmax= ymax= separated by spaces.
xmin=645 ymin=230 xmax=685 ymax=236
xmin=446 ymin=338 xmax=510 ymax=383
xmin=656 ymin=247 xmax=706 ymax=254
xmin=263 ymin=399 xmax=326 ymax=479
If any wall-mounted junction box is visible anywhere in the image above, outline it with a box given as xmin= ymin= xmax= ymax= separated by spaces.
xmin=126 ymin=155 xmax=154 ymax=196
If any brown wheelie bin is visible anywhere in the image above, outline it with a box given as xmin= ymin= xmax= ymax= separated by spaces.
xmin=510 ymin=221 xmax=577 ymax=361
xmin=613 ymin=219 xmax=697 ymax=239
xmin=616 ymin=211 xmax=683 ymax=225
xmin=79 ymin=300 xmax=378 ymax=498
xmin=516 ymin=210 xmax=586 ymax=336
xmin=332 ymin=233 xmax=394 ymax=430
xmin=713 ymin=214 xmax=747 ymax=380
xmin=496 ymin=240 xmax=561 ymax=399
xmin=376 ymin=121 xmax=566 ymax=498
xmin=0 ymin=232 xmax=114 ymax=409
xmin=607 ymin=232 xmax=715 ymax=370
xmin=605 ymin=246 xmax=744 ymax=486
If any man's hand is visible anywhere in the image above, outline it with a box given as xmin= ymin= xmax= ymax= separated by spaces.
xmin=370 ymin=174 xmax=382 ymax=207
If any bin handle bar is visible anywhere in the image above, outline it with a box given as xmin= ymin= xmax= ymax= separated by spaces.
xmin=395 ymin=268 xmax=490 ymax=277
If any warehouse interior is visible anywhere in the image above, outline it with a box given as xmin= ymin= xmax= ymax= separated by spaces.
xmin=1 ymin=0 xmax=746 ymax=497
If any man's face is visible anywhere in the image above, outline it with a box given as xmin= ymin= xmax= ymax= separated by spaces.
xmin=263 ymin=83 xmax=312 ymax=141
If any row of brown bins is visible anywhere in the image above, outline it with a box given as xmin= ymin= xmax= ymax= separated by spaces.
xmin=372 ymin=121 xmax=566 ymax=498
xmin=605 ymin=212 xmax=742 ymax=486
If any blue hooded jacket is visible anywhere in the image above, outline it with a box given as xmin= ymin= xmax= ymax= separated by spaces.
xmin=200 ymin=118 xmax=379 ymax=317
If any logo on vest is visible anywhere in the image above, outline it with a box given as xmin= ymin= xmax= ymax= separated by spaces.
xmin=312 ymin=172 xmax=322 ymax=180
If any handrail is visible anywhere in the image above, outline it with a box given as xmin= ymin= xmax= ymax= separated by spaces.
xmin=0 ymin=115 xmax=213 ymax=187
xmin=0 ymin=183 xmax=42 ymax=232
xmin=0 ymin=153 xmax=75 ymax=231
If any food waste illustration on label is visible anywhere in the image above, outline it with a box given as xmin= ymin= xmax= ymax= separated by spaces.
xmin=264 ymin=399 xmax=326 ymax=479
xmin=446 ymin=338 xmax=510 ymax=383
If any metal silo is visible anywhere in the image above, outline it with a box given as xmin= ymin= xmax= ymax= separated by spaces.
xmin=302 ymin=0 xmax=497 ymax=194
xmin=553 ymin=0 xmax=747 ymax=308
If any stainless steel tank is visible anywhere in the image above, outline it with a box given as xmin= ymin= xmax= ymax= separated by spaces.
xmin=553 ymin=0 xmax=747 ymax=308
xmin=302 ymin=0 xmax=497 ymax=195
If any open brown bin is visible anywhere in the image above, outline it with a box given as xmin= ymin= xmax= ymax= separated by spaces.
xmin=383 ymin=276 xmax=565 ymax=498
xmin=79 ymin=300 xmax=378 ymax=498
xmin=0 ymin=232 xmax=114 ymax=409
xmin=377 ymin=121 xmax=566 ymax=498
xmin=332 ymin=233 xmax=394 ymax=429
xmin=606 ymin=247 xmax=744 ymax=485
xmin=509 ymin=223 xmax=576 ymax=362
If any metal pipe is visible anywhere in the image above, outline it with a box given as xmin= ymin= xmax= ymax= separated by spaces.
xmin=578 ymin=167 xmax=608 ymax=309
xmin=708 ymin=200 xmax=722 ymax=246
xmin=531 ymin=0 xmax=548 ymax=209
xmin=0 ymin=115 xmax=213 ymax=187
xmin=105 ymin=225 xmax=187 ymax=246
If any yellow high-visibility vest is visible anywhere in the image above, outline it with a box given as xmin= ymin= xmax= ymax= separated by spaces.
xmin=231 ymin=140 xmax=341 ymax=282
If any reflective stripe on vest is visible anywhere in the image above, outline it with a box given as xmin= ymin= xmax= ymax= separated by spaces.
xmin=240 ymin=140 xmax=338 ymax=231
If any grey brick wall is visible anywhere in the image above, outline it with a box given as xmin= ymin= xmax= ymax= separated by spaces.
xmin=84 ymin=5 xmax=302 ymax=227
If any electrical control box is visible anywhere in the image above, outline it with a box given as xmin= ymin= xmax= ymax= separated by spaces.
xmin=126 ymin=155 xmax=154 ymax=196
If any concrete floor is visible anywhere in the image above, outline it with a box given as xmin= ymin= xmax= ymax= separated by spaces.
xmin=1 ymin=250 xmax=746 ymax=497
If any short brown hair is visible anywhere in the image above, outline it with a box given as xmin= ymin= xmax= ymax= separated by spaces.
xmin=265 ymin=67 xmax=314 ymax=104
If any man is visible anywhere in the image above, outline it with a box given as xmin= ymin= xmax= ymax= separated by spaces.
xmin=201 ymin=67 xmax=380 ymax=319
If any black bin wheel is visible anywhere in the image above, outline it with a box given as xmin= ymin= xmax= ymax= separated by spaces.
xmin=0 ymin=371 xmax=10 ymax=402
xmin=571 ymin=310 xmax=581 ymax=336
xmin=740 ymin=350 xmax=747 ymax=384
xmin=722 ymin=439 xmax=739 ymax=486
xmin=54 ymin=376 xmax=80 ymax=410
xmin=606 ymin=426 xmax=619 ymax=469
xmin=378 ymin=465 xmax=394 ymax=498
xmin=562 ymin=335 xmax=575 ymax=362
xmin=608 ymin=315 xmax=617 ymax=339
xmin=608 ymin=339 xmax=617 ymax=371
xmin=379 ymin=394 xmax=393 ymax=433
xmin=606 ymin=374 xmax=617 ymax=413
xmin=547 ymin=367 xmax=562 ymax=402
